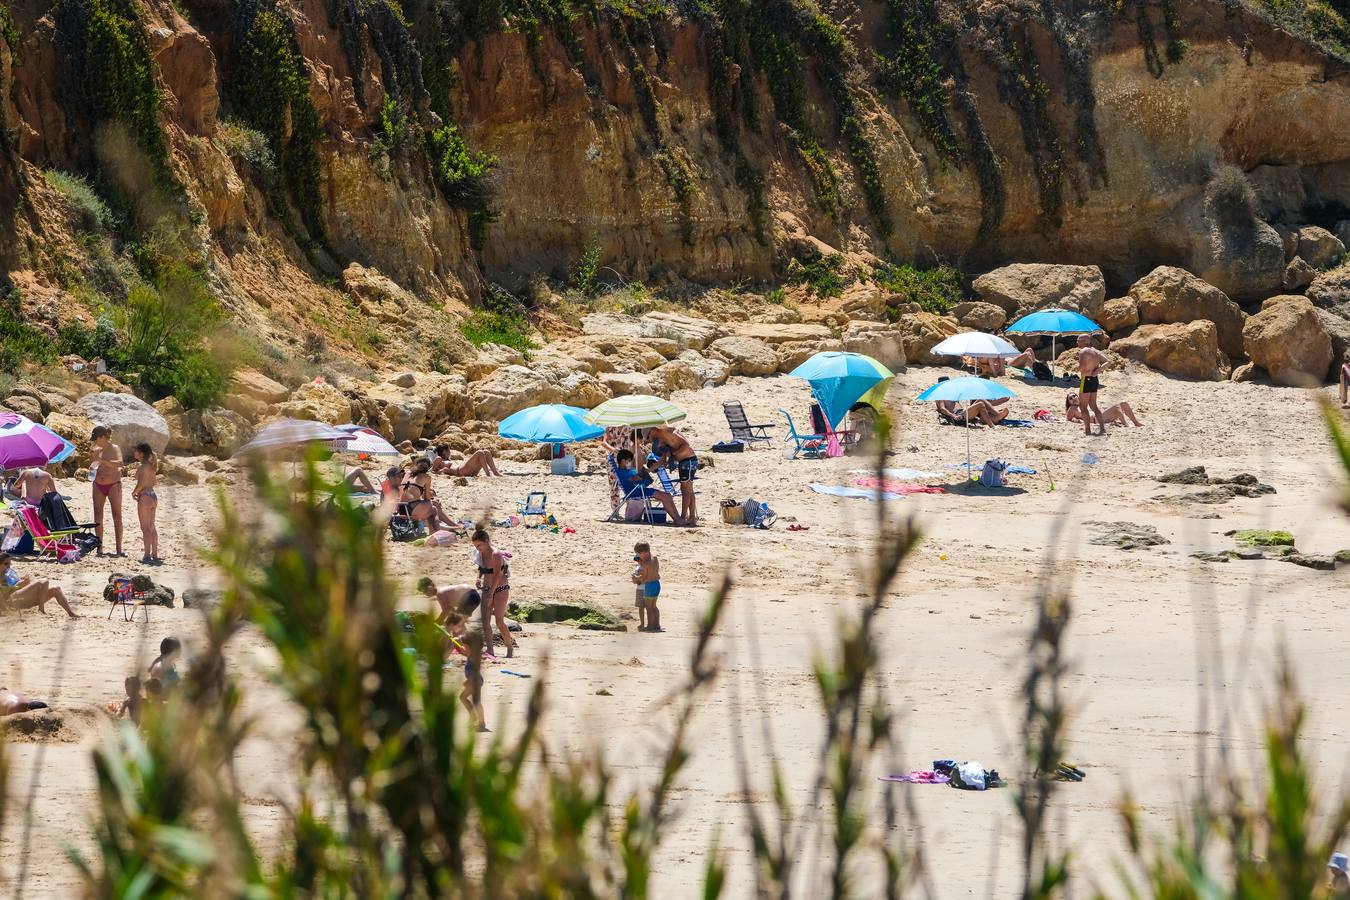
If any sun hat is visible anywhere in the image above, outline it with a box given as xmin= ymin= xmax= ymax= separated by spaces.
xmin=1330 ymin=852 xmax=1349 ymax=873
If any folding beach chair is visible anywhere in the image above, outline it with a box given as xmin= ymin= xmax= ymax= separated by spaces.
xmin=108 ymin=576 xmax=149 ymax=623
xmin=777 ymin=409 xmax=828 ymax=459
xmin=605 ymin=455 xmax=667 ymax=525
xmin=17 ymin=505 xmax=82 ymax=562
xmin=654 ymin=463 xmax=700 ymax=504
xmin=517 ymin=492 xmax=547 ymax=526
xmin=722 ymin=401 xmax=774 ymax=449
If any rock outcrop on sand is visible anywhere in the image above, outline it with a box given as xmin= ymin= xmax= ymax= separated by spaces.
xmin=1127 ymin=267 xmax=1247 ymax=359
xmin=76 ymin=393 xmax=170 ymax=456
xmin=970 ymin=264 xmax=1105 ymax=320
xmin=1241 ymin=296 xmax=1334 ymax=386
xmin=1110 ymin=321 xmax=1230 ymax=381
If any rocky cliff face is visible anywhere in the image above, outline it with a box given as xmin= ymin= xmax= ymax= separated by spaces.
xmin=2 ymin=0 xmax=1350 ymax=362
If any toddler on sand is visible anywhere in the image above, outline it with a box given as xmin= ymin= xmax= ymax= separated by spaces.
xmin=631 ymin=542 xmax=661 ymax=632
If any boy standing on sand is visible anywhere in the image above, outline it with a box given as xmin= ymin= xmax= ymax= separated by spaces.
xmin=631 ymin=541 xmax=661 ymax=632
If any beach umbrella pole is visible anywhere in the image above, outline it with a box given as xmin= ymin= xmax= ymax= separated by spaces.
xmin=965 ymin=401 xmax=973 ymax=477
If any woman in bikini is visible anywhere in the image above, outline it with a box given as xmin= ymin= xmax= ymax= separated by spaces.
xmin=429 ymin=444 xmax=503 ymax=477
xmin=1065 ymin=392 xmax=1143 ymax=427
xmin=132 ymin=443 xmax=160 ymax=564
xmin=90 ymin=425 xmax=124 ymax=557
xmin=473 ymin=528 xmax=515 ymax=659
xmin=400 ymin=460 xmax=458 ymax=531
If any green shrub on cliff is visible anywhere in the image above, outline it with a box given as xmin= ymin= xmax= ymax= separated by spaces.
xmin=44 ymin=170 xmax=119 ymax=233
xmin=787 ymin=252 xmax=847 ymax=298
xmin=873 ymin=262 xmax=963 ymax=315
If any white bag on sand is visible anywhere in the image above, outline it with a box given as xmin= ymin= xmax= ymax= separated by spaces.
xmin=956 ymin=762 xmax=988 ymax=790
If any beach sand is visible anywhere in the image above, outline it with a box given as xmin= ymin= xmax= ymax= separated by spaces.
xmin=3 ymin=362 xmax=1350 ymax=896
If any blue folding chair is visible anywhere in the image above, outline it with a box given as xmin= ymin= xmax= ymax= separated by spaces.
xmin=778 ymin=408 xmax=828 ymax=459
xmin=606 ymin=456 xmax=667 ymax=525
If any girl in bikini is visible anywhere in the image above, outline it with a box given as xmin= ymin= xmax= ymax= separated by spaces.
xmin=473 ymin=528 xmax=515 ymax=659
xmin=400 ymin=461 xmax=457 ymax=531
xmin=132 ymin=443 xmax=160 ymax=564
xmin=90 ymin=425 xmax=124 ymax=556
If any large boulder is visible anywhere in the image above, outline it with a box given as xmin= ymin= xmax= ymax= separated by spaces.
xmin=892 ymin=312 xmax=961 ymax=365
xmin=1314 ymin=309 xmax=1350 ymax=378
xmin=359 ymin=373 xmax=460 ymax=442
xmin=3 ymin=393 xmax=43 ymax=423
xmin=676 ymin=350 xmax=729 ymax=387
xmin=952 ymin=301 xmax=1006 ymax=332
xmin=1111 ymin=321 xmax=1230 ymax=381
xmin=468 ymin=364 xmax=610 ymax=420
xmin=730 ymin=323 xmax=833 ymax=345
xmin=76 ymin=392 xmax=170 ymax=456
xmin=1098 ymin=297 xmax=1139 ymax=333
xmin=775 ymin=339 xmax=845 ymax=373
xmin=1241 ymin=296 xmax=1333 ymax=386
xmin=42 ymin=411 xmax=96 ymax=463
xmin=193 ymin=408 xmax=253 ymax=459
xmin=1127 ymin=267 xmax=1248 ymax=358
xmin=708 ymin=336 xmax=778 ymax=377
xmin=649 ymin=361 xmax=703 ymax=396
xmin=581 ymin=312 xmax=723 ymax=350
xmin=277 ymin=382 xmax=353 ymax=425
xmin=601 ymin=372 xmax=655 ymax=397
xmin=1193 ymin=220 xmax=1286 ymax=301
xmin=841 ymin=321 xmax=907 ymax=371
xmin=1307 ymin=266 xmax=1350 ymax=319
xmin=971 ymin=264 xmax=1106 ymax=319
xmin=1296 ymin=226 xmax=1345 ymax=269
xmin=227 ymin=368 xmax=288 ymax=404
xmin=1283 ymin=257 xmax=1316 ymax=292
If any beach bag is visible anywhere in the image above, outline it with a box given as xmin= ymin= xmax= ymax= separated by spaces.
xmin=979 ymin=459 xmax=1008 ymax=488
xmin=951 ymin=762 xmax=988 ymax=791
xmin=742 ymin=498 xmax=776 ymax=529
xmin=720 ymin=500 xmax=745 ymax=525
xmin=711 ymin=440 xmax=744 ymax=453
xmin=389 ymin=515 xmax=421 ymax=543
xmin=1031 ymin=361 xmax=1053 ymax=381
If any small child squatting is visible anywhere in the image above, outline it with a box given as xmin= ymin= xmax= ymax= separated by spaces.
xmin=631 ymin=542 xmax=661 ymax=632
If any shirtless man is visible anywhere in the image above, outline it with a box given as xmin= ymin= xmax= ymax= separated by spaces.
xmin=1 ymin=688 xmax=49 ymax=716
xmin=17 ymin=466 xmax=56 ymax=506
xmin=647 ymin=425 xmax=698 ymax=526
xmin=1075 ymin=335 xmax=1108 ymax=437
xmin=416 ymin=578 xmax=483 ymax=628
xmin=90 ymin=425 xmax=124 ymax=556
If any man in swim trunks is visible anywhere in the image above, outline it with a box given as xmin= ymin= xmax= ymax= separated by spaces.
xmin=416 ymin=577 xmax=483 ymax=628
xmin=1075 ymin=335 xmax=1107 ymax=437
xmin=647 ymin=425 xmax=698 ymax=526
xmin=90 ymin=426 xmax=124 ymax=556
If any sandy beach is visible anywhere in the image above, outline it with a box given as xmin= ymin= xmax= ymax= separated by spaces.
xmin=3 ymin=362 xmax=1350 ymax=897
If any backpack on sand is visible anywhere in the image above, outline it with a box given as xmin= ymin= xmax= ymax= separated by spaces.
xmin=979 ymin=459 xmax=1008 ymax=488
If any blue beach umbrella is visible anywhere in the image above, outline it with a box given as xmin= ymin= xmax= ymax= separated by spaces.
xmin=1006 ymin=308 xmax=1104 ymax=368
xmin=788 ymin=351 xmax=894 ymax=429
xmin=499 ymin=404 xmax=605 ymax=445
xmin=915 ymin=376 xmax=1017 ymax=477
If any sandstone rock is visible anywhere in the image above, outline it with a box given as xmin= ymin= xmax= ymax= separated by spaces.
xmin=952 ymin=301 xmax=1006 ymax=332
xmin=1314 ymin=309 xmax=1350 ymax=377
xmin=1307 ymin=266 xmax=1350 ymax=319
xmin=1194 ymin=220 xmax=1286 ymax=301
xmin=750 ymin=305 xmax=803 ymax=325
xmin=3 ymin=393 xmax=43 ymax=422
xmin=1111 ymin=321 xmax=1230 ymax=381
xmin=227 ymin=368 xmax=288 ymax=404
xmin=839 ymin=283 xmax=884 ymax=320
xmin=891 ymin=312 xmax=961 ymax=366
xmin=468 ymin=365 xmax=609 ymax=420
xmin=676 ymin=350 xmax=729 ymax=387
xmin=775 ymin=340 xmax=844 ymax=373
xmin=158 ymin=456 xmax=201 ymax=485
xmin=464 ymin=342 xmax=529 ymax=381
xmin=582 ymin=312 xmax=722 ymax=349
xmin=1127 ymin=266 xmax=1248 ymax=358
xmin=1248 ymin=164 xmax=1306 ymax=221
xmin=343 ymin=262 xmax=416 ymax=308
xmin=649 ymin=361 xmax=702 ymax=395
xmin=194 ymin=408 xmax=253 ymax=459
xmin=76 ymin=392 xmax=170 ymax=456
xmin=1274 ymin=224 xmax=1300 ymax=261
xmin=601 ymin=372 xmax=655 ymax=397
xmin=708 ymin=336 xmax=778 ymax=377
xmin=841 ymin=321 xmax=907 ymax=370
xmin=1336 ymin=221 xmax=1350 ymax=250
xmin=277 ymin=382 xmax=353 ymax=425
xmin=42 ymin=411 xmax=95 ymax=462
xmin=389 ymin=372 xmax=417 ymax=388
xmin=154 ymin=26 xmax=217 ymax=135
xmin=731 ymin=323 xmax=833 ymax=345
xmin=1098 ymin=297 xmax=1139 ymax=333
xmin=1230 ymin=362 xmax=1263 ymax=383
xmin=1283 ymin=256 xmax=1316 ymax=291
xmin=1296 ymin=225 xmax=1345 ymax=269
xmin=635 ymin=337 xmax=682 ymax=359
xmin=971 ymin=264 xmax=1105 ymax=319
xmin=1242 ymin=295 xmax=1333 ymax=386
xmin=1054 ymin=347 xmax=1127 ymax=373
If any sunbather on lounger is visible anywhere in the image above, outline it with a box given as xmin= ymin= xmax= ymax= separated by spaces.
xmin=1065 ymin=392 xmax=1142 ymax=427
xmin=971 ymin=350 xmax=1038 ymax=376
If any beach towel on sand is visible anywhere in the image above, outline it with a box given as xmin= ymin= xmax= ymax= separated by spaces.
xmin=949 ymin=462 xmax=1037 ymax=475
xmin=854 ymin=468 xmax=944 ymax=481
xmin=880 ymin=770 xmax=950 ymax=785
xmin=998 ymin=419 xmax=1035 ymax=428
xmin=854 ymin=478 xmax=946 ymax=495
xmin=810 ymin=484 xmax=902 ymax=501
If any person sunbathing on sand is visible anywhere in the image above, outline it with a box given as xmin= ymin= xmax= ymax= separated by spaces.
xmin=429 ymin=444 xmax=503 ymax=477
xmin=937 ymin=400 xmax=1001 ymax=426
xmin=0 ymin=553 xmax=77 ymax=617
xmin=972 ymin=349 xmax=1038 ymax=377
xmin=0 ymin=688 xmax=49 ymax=716
xmin=1065 ymin=392 xmax=1142 ymax=427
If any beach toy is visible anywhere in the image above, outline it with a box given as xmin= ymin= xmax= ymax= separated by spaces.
xmin=1082 ymin=452 xmax=1099 ymax=466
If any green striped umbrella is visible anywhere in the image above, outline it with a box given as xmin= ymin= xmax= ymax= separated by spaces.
xmin=583 ymin=394 xmax=687 ymax=428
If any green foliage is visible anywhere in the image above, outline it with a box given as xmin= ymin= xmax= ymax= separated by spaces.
xmin=214 ymin=118 xmax=278 ymax=189
xmin=231 ymin=3 xmax=326 ymax=240
xmin=428 ymin=122 xmax=496 ymax=207
xmin=873 ymin=261 xmax=963 ymax=314
xmin=0 ymin=4 xmax=19 ymax=60
xmin=787 ymin=251 xmax=847 ymax=299
xmin=458 ymin=309 xmax=536 ymax=352
xmin=76 ymin=0 xmax=171 ymax=182
xmin=0 ymin=286 xmax=58 ymax=374
xmin=58 ymin=314 xmax=119 ymax=361
xmin=1206 ymin=164 xmax=1259 ymax=231
xmin=44 ymin=169 xmax=118 ymax=233
xmin=1251 ymin=0 xmax=1350 ymax=60
xmin=569 ymin=234 xmax=603 ymax=295
xmin=878 ymin=0 xmax=960 ymax=159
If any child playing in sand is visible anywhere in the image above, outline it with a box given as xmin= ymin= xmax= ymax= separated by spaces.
xmin=631 ymin=541 xmax=661 ymax=632
xmin=117 ymin=676 xmax=144 ymax=725
xmin=447 ymin=612 xmax=487 ymax=731
xmin=148 ymin=636 xmax=181 ymax=689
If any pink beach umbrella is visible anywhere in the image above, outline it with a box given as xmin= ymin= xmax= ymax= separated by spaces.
xmin=0 ymin=411 xmax=76 ymax=469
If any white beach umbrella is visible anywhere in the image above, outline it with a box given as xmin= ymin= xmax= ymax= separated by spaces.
xmin=234 ymin=418 xmax=354 ymax=457
xmin=931 ymin=332 xmax=1021 ymax=359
